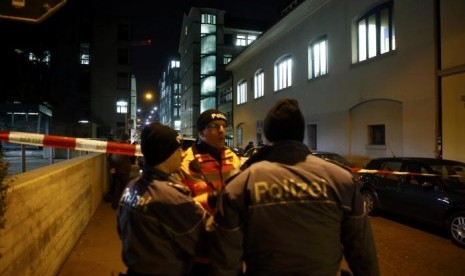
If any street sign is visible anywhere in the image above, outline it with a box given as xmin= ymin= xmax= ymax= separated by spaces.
xmin=0 ymin=0 xmax=67 ymax=23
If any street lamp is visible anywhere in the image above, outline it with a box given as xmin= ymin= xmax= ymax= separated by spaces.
xmin=144 ymin=92 xmax=154 ymax=101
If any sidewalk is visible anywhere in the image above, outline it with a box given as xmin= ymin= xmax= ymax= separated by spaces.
xmin=57 ymin=202 xmax=126 ymax=276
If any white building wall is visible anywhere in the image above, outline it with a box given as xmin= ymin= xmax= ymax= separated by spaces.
xmin=230 ymin=0 xmax=438 ymax=165
xmin=441 ymin=0 xmax=465 ymax=162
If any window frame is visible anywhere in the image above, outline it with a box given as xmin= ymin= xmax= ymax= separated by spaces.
xmin=368 ymin=124 xmax=385 ymax=145
xmin=274 ymin=55 xmax=293 ymax=92
xmin=356 ymin=1 xmax=395 ymax=62
xmin=254 ymin=69 xmax=264 ymax=99
xmin=235 ymin=33 xmax=257 ymax=46
xmin=308 ymin=36 xmax=328 ymax=79
xmin=236 ymin=80 xmax=247 ymax=105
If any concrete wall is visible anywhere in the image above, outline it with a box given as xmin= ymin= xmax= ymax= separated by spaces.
xmin=0 ymin=153 xmax=109 ymax=276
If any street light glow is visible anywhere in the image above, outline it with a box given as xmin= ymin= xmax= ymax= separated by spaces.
xmin=144 ymin=92 xmax=153 ymax=101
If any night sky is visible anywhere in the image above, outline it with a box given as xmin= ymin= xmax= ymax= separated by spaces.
xmin=96 ymin=0 xmax=288 ymax=97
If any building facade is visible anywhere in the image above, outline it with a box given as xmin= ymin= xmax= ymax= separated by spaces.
xmin=90 ymin=15 xmax=134 ymax=140
xmin=228 ymin=0 xmax=465 ymax=165
xmin=159 ymin=60 xmax=182 ymax=131
xmin=178 ymin=7 xmax=262 ymax=145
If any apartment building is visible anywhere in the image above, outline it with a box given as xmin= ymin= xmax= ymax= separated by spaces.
xmin=228 ymin=0 xmax=465 ymax=164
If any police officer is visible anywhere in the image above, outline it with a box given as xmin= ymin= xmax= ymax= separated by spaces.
xmin=209 ymin=99 xmax=379 ymax=275
xmin=117 ymin=123 xmax=207 ymax=275
xmin=179 ymin=109 xmax=241 ymax=275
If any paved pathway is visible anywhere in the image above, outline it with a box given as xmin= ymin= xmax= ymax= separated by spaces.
xmin=57 ymin=202 xmax=126 ymax=276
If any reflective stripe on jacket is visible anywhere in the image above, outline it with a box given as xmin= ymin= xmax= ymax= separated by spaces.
xmin=180 ymin=146 xmax=241 ymax=196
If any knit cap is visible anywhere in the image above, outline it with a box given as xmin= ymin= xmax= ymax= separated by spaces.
xmin=264 ymin=98 xmax=305 ymax=142
xmin=141 ymin=122 xmax=182 ymax=166
xmin=197 ymin=109 xmax=227 ymax=132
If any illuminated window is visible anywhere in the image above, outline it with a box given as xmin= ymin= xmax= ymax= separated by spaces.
xmin=201 ymin=55 xmax=216 ymax=75
xmin=308 ymin=36 xmax=328 ymax=79
xmin=200 ymin=76 xmax=216 ymax=95
xmin=254 ymin=69 xmax=264 ymax=98
xmin=171 ymin=60 xmax=180 ymax=68
xmin=201 ymin=14 xmax=216 ymax=24
xmin=201 ymin=97 xmax=216 ymax=112
xmin=223 ymin=54 xmax=232 ymax=64
xmin=174 ymin=120 xmax=181 ymax=130
xmin=237 ymin=80 xmax=247 ymax=105
xmin=274 ymin=55 xmax=292 ymax=91
xmin=201 ymin=35 xmax=216 ymax=53
xmin=235 ymin=34 xmax=257 ymax=46
xmin=357 ymin=2 xmax=395 ymax=62
xmin=80 ymin=43 xmax=90 ymax=65
xmin=116 ymin=100 xmax=128 ymax=114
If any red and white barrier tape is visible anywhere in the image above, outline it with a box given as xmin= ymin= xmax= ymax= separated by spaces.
xmin=352 ymin=168 xmax=440 ymax=177
xmin=0 ymin=131 xmax=142 ymax=156
xmin=0 ymin=131 xmax=458 ymax=178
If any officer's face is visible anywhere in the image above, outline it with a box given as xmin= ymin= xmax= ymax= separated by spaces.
xmin=199 ymin=120 xmax=227 ymax=149
xmin=164 ymin=147 xmax=184 ymax=174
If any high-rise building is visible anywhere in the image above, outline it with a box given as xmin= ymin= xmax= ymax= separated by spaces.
xmin=90 ymin=14 xmax=134 ymax=140
xmin=178 ymin=7 xmax=263 ymax=145
xmin=159 ymin=60 xmax=181 ymax=131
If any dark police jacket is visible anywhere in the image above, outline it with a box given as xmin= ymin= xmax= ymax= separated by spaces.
xmin=117 ymin=167 xmax=207 ymax=275
xmin=210 ymin=141 xmax=379 ymax=276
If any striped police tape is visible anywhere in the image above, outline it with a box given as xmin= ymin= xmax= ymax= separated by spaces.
xmin=0 ymin=131 xmax=142 ymax=156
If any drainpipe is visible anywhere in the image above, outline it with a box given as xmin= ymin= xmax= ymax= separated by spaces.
xmin=434 ymin=0 xmax=442 ymax=159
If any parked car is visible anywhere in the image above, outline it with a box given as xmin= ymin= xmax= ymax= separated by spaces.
xmin=241 ymin=147 xmax=353 ymax=170
xmin=359 ymin=157 xmax=465 ymax=248
xmin=232 ymin=147 xmax=245 ymax=157
xmin=181 ymin=136 xmax=197 ymax=150
xmin=311 ymin=150 xmax=353 ymax=170
xmin=240 ymin=146 xmax=262 ymax=164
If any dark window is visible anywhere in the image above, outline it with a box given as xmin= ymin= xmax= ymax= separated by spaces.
xmin=117 ymin=72 xmax=130 ymax=89
xmin=118 ymin=48 xmax=129 ymax=65
xmin=117 ymin=24 xmax=129 ymax=41
xmin=220 ymin=87 xmax=232 ymax=104
xmin=369 ymin=124 xmax=385 ymax=145
xmin=224 ymin=34 xmax=233 ymax=45
xmin=308 ymin=124 xmax=317 ymax=150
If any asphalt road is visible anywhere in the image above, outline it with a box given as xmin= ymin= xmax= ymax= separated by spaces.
xmin=369 ymin=213 xmax=465 ymax=275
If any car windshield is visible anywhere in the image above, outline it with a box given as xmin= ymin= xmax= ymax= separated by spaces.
xmin=315 ymin=153 xmax=352 ymax=168
xmin=244 ymin=147 xmax=261 ymax=158
xmin=430 ymin=163 xmax=465 ymax=190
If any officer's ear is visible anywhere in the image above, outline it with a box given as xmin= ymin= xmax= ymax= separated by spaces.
xmin=198 ymin=129 xmax=206 ymax=140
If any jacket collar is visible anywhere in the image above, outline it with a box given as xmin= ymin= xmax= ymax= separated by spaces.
xmin=241 ymin=140 xmax=310 ymax=170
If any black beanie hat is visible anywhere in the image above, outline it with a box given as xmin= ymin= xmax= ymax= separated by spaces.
xmin=197 ymin=109 xmax=227 ymax=132
xmin=264 ymin=98 xmax=305 ymax=143
xmin=141 ymin=122 xmax=182 ymax=166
